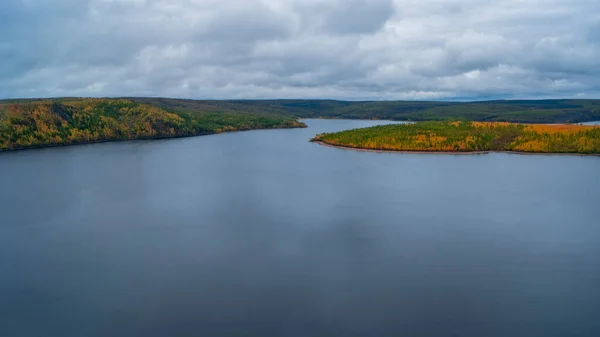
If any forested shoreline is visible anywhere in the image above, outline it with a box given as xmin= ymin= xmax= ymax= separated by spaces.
xmin=312 ymin=121 xmax=600 ymax=154
xmin=2 ymin=97 xmax=600 ymax=152
xmin=0 ymin=99 xmax=305 ymax=151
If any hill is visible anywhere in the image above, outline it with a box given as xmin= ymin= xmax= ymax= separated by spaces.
xmin=127 ymin=98 xmax=600 ymax=123
xmin=0 ymin=99 xmax=304 ymax=151
xmin=2 ymin=97 xmax=600 ymax=151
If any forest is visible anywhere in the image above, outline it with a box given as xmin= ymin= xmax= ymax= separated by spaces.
xmin=2 ymin=97 xmax=600 ymax=152
xmin=312 ymin=121 xmax=600 ymax=154
xmin=0 ymin=99 xmax=305 ymax=151
xmin=127 ymin=98 xmax=600 ymax=124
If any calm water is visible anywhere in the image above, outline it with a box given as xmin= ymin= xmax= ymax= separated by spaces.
xmin=1 ymin=119 xmax=599 ymax=337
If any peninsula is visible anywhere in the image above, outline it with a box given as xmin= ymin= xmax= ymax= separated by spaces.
xmin=312 ymin=121 xmax=600 ymax=155
xmin=0 ymin=99 xmax=305 ymax=151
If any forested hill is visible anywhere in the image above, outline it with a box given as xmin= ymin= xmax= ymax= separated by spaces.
xmin=0 ymin=99 xmax=304 ymax=151
xmin=2 ymin=97 xmax=600 ymax=151
xmin=128 ymin=98 xmax=600 ymax=123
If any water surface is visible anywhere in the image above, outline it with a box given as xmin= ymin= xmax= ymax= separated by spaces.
xmin=1 ymin=119 xmax=599 ymax=337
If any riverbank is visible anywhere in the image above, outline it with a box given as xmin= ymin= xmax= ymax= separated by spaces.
xmin=0 ymin=122 xmax=307 ymax=153
xmin=311 ymin=140 xmax=600 ymax=156
xmin=0 ymin=99 xmax=306 ymax=152
xmin=311 ymin=121 xmax=600 ymax=155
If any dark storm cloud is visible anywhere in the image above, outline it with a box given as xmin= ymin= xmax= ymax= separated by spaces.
xmin=0 ymin=0 xmax=599 ymax=99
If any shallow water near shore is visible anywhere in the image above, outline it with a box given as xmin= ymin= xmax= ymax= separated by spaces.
xmin=1 ymin=119 xmax=599 ymax=337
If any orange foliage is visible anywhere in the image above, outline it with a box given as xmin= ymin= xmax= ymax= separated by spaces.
xmin=523 ymin=124 xmax=598 ymax=134
xmin=315 ymin=121 xmax=600 ymax=154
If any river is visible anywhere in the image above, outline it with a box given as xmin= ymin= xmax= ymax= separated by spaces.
xmin=1 ymin=119 xmax=599 ymax=337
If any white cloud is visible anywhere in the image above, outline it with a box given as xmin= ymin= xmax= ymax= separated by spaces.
xmin=0 ymin=0 xmax=599 ymax=99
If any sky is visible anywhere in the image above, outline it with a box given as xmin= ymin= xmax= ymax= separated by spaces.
xmin=1 ymin=0 xmax=599 ymax=100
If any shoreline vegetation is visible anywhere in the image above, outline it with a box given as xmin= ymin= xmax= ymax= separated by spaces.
xmin=0 ymin=99 xmax=306 ymax=152
xmin=311 ymin=140 xmax=600 ymax=156
xmin=2 ymin=97 xmax=600 ymax=152
xmin=311 ymin=121 xmax=600 ymax=155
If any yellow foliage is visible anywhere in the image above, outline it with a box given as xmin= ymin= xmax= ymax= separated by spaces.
xmin=315 ymin=121 xmax=600 ymax=154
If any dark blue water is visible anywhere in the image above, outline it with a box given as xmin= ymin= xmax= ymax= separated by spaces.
xmin=1 ymin=119 xmax=599 ymax=337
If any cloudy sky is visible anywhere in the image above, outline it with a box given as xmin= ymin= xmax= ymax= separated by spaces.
xmin=1 ymin=0 xmax=599 ymax=100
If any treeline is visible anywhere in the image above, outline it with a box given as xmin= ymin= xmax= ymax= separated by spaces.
xmin=126 ymin=98 xmax=600 ymax=124
xmin=0 ymin=99 xmax=304 ymax=151
xmin=312 ymin=121 xmax=600 ymax=154
xmin=4 ymin=98 xmax=600 ymax=124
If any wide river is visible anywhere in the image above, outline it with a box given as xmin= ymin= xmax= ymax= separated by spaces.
xmin=1 ymin=119 xmax=599 ymax=337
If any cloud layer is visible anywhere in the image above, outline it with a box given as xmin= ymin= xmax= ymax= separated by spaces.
xmin=1 ymin=0 xmax=599 ymax=100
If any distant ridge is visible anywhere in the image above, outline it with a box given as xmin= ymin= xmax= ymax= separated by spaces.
xmin=125 ymin=98 xmax=600 ymax=124
xmin=3 ymin=98 xmax=600 ymax=124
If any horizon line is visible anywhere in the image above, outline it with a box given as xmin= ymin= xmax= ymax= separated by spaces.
xmin=2 ymin=96 xmax=599 ymax=103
